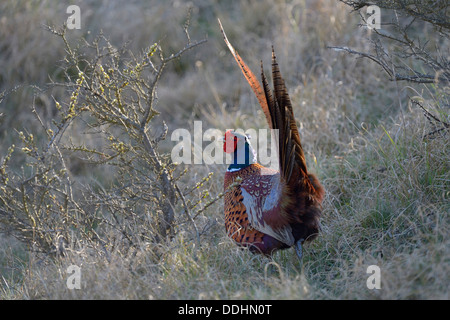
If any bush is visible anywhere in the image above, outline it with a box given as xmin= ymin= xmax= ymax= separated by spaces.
xmin=334 ymin=0 xmax=449 ymax=137
xmin=0 ymin=22 xmax=214 ymax=260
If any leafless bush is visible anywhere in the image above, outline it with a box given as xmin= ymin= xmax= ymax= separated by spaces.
xmin=0 ymin=22 xmax=216 ymax=260
xmin=333 ymin=1 xmax=449 ymax=82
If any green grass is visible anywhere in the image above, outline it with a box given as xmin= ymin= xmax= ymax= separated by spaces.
xmin=0 ymin=0 xmax=449 ymax=300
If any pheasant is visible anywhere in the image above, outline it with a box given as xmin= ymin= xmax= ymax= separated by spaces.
xmin=219 ymin=20 xmax=324 ymax=257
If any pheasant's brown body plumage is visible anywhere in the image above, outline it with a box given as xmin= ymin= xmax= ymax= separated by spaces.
xmin=224 ymin=164 xmax=268 ymax=252
xmin=219 ymin=20 xmax=324 ymax=256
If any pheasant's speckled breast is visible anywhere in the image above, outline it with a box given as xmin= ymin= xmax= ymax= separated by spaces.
xmin=224 ymin=163 xmax=288 ymax=253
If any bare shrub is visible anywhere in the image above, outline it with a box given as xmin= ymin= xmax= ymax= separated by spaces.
xmin=332 ymin=0 xmax=449 ymax=137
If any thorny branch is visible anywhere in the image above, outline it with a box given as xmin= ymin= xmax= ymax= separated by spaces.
xmin=412 ymin=100 xmax=450 ymax=138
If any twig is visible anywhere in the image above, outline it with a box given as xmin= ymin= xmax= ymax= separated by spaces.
xmin=174 ymin=183 xmax=200 ymax=247
xmin=412 ymin=100 xmax=450 ymax=138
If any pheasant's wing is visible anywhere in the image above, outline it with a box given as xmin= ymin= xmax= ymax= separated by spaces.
xmin=240 ymin=171 xmax=294 ymax=246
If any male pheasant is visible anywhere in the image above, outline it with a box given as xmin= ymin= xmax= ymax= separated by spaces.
xmin=219 ymin=20 xmax=324 ymax=257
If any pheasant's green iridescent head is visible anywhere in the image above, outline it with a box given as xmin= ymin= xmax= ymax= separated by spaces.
xmin=223 ymin=130 xmax=256 ymax=170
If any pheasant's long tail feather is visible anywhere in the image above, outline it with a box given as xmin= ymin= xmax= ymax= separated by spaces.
xmin=218 ymin=19 xmax=273 ymax=129
xmin=270 ymin=48 xmax=308 ymax=184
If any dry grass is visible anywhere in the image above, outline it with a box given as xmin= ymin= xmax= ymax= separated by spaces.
xmin=0 ymin=0 xmax=448 ymax=300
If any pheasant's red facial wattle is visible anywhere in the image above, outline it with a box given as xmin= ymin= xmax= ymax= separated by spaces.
xmin=223 ymin=130 xmax=238 ymax=153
